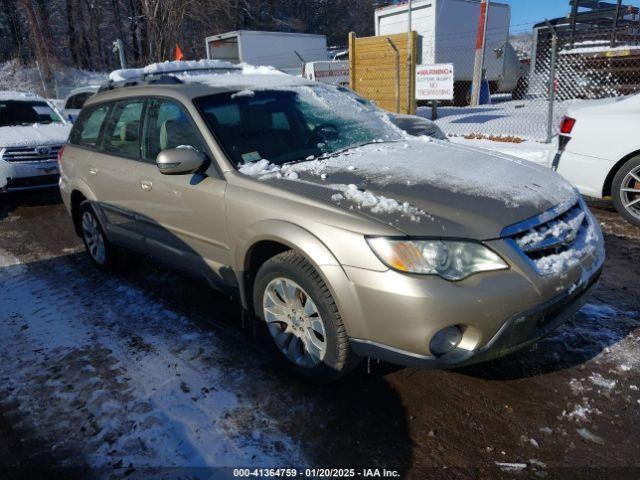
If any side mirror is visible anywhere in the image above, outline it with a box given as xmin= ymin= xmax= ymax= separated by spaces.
xmin=156 ymin=147 xmax=204 ymax=175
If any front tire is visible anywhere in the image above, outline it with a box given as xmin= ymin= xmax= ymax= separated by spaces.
xmin=79 ymin=201 xmax=116 ymax=270
xmin=253 ymin=251 xmax=360 ymax=382
xmin=612 ymin=157 xmax=640 ymax=227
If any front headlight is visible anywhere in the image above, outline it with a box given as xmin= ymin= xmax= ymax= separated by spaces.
xmin=366 ymin=238 xmax=508 ymax=281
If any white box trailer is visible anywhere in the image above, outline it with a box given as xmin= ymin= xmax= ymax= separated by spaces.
xmin=375 ymin=0 xmax=526 ymax=104
xmin=205 ymin=30 xmax=329 ymax=76
xmin=303 ymin=60 xmax=350 ymax=86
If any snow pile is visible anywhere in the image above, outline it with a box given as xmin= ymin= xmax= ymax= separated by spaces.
xmin=588 ymin=373 xmax=617 ymax=390
xmin=0 ymin=59 xmax=107 ymax=98
xmin=238 ymin=159 xmax=280 ymax=176
xmin=329 ymin=183 xmax=426 ymax=222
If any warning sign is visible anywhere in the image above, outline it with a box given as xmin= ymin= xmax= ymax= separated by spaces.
xmin=416 ymin=64 xmax=454 ymax=101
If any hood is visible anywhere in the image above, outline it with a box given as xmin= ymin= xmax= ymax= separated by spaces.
xmin=0 ymin=124 xmax=71 ymax=148
xmin=253 ymin=139 xmax=578 ymax=240
xmin=568 ymin=94 xmax=639 ymax=116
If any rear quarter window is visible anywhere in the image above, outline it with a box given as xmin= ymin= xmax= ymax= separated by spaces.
xmin=69 ymin=103 xmax=111 ymax=149
xmin=65 ymin=92 xmax=93 ymax=110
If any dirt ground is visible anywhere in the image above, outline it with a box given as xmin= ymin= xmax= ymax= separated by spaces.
xmin=0 ymin=191 xmax=638 ymax=480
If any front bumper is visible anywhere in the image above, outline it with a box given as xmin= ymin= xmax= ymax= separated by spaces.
xmin=0 ymin=160 xmax=60 ymax=192
xmin=342 ymin=207 xmax=605 ymax=369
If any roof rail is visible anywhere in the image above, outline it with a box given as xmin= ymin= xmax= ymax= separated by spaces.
xmin=142 ymin=66 xmax=242 ymax=79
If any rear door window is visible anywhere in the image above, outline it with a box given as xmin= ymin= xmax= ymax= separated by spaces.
xmin=142 ymin=98 xmax=206 ymax=161
xmin=102 ymin=99 xmax=145 ymax=158
xmin=69 ymin=103 xmax=111 ymax=149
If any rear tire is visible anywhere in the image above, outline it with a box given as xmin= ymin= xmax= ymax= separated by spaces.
xmin=612 ymin=157 xmax=640 ymax=227
xmin=79 ymin=201 xmax=116 ymax=270
xmin=253 ymin=250 xmax=360 ymax=383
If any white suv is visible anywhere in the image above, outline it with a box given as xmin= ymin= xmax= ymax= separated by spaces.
xmin=0 ymin=91 xmax=71 ymax=192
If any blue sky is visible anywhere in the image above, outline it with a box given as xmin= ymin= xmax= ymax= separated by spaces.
xmin=501 ymin=0 xmax=640 ymax=34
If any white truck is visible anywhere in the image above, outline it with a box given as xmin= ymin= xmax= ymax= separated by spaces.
xmin=375 ymin=0 xmax=526 ymax=105
xmin=205 ymin=30 xmax=329 ymax=76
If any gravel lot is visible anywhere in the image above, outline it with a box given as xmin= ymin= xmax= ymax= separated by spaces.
xmin=0 ymin=190 xmax=639 ymax=479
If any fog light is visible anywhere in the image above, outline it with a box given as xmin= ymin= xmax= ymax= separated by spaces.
xmin=430 ymin=326 xmax=463 ymax=356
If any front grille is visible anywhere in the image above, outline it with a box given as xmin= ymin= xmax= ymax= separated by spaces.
xmin=0 ymin=145 xmax=61 ymax=163
xmin=504 ymin=200 xmax=598 ymax=275
xmin=5 ymin=174 xmax=59 ymax=190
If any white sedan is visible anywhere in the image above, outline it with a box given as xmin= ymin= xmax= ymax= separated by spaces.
xmin=553 ymin=94 xmax=640 ymax=227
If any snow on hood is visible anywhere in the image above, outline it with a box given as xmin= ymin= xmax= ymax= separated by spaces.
xmin=239 ymin=138 xmax=579 ymax=239
xmin=0 ymin=123 xmax=71 ymax=148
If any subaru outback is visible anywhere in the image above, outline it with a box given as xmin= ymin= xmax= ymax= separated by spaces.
xmin=59 ymin=62 xmax=605 ymax=382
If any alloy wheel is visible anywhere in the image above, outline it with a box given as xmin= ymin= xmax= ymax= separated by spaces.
xmin=262 ymin=277 xmax=327 ymax=368
xmin=82 ymin=211 xmax=106 ymax=265
xmin=620 ymin=166 xmax=640 ymax=222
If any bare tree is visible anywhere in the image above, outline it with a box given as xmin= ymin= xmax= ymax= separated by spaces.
xmin=140 ymin=0 xmax=190 ymax=62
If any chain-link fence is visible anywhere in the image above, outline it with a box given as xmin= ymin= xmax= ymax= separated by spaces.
xmin=416 ymin=25 xmax=640 ymax=143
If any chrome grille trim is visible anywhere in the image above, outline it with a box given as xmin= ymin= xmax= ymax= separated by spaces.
xmin=0 ymin=145 xmax=62 ymax=163
xmin=503 ymin=198 xmax=595 ymax=275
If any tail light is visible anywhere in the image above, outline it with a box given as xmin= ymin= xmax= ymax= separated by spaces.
xmin=560 ymin=117 xmax=576 ymax=135
xmin=57 ymin=144 xmax=66 ymax=163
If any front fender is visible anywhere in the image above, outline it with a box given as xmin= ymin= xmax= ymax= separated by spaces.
xmin=233 ymin=220 xmax=368 ymax=338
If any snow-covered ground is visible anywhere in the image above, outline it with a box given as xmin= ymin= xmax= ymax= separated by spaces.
xmin=447 ymin=136 xmax=557 ymax=168
xmin=0 ymin=59 xmax=107 ymax=99
xmin=418 ymin=97 xmax=578 ymax=142
xmin=0 ymin=247 xmax=307 ymax=475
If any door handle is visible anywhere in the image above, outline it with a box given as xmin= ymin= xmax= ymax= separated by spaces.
xmin=88 ymin=168 xmax=98 ymax=176
xmin=140 ymin=180 xmax=153 ymax=192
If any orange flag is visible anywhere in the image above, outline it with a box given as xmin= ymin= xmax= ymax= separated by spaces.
xmin=175 ymin=44 xmax=184 ymax=61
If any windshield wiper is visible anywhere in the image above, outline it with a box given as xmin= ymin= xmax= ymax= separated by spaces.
xmin=318 ymin=139 xmax=402 ymax=160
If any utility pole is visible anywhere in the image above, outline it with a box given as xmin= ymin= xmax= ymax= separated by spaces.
xmin=407 ymin=0 xmax=413 ymax=114
xmin=471 ymin=0 xmax=489 ymax=107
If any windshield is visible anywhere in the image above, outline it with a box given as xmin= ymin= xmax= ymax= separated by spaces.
xmin=195 ymin=85 xmax=403 ymax=166
xmin=0 ymin=100 xmax=63 ymax=127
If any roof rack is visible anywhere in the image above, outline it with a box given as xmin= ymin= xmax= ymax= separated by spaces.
xmin=97 ymin=74 xmax=185 ymax=92
xmin=142 ymin=66 xmax=241 ymax=78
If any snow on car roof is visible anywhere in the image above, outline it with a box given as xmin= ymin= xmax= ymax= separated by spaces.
xmin=0 ymin=91 xmax=43 ymax=101
xmin=108 ymin=60 xmax=311 ymax=91
xmin=109 ymin=59 xmax=243 ymax=82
